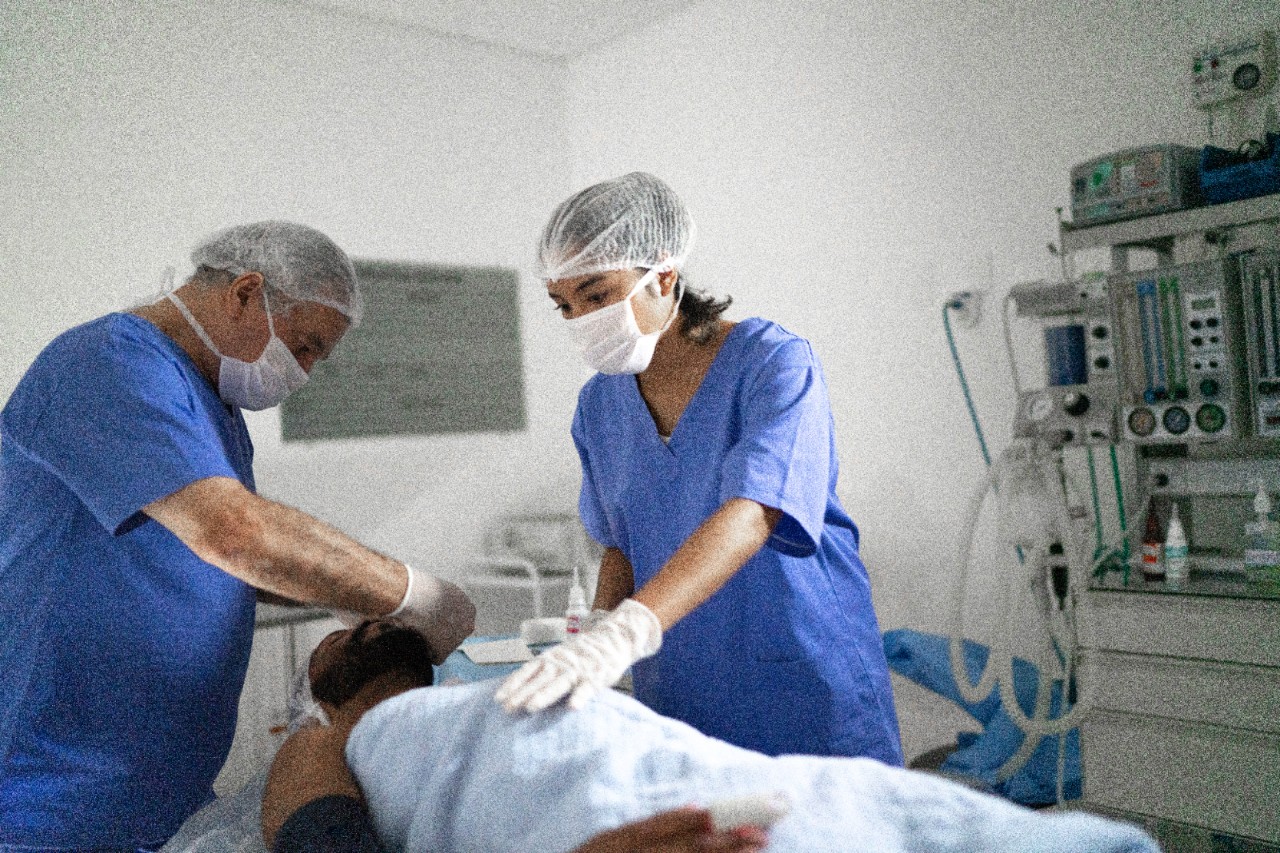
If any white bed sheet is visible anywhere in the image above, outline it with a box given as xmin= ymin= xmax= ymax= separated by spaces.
xmin=348 ymin=682 xmax=1157 ymax=853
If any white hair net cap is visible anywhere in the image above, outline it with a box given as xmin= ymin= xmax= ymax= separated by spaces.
xmin=190 ymin=220 xmax=363 ymax=325
xmin=535 ymin=172 xmax=696 ymax=281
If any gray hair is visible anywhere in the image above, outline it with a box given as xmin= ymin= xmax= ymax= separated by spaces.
xmin=190 ymin=221 xmax=363 ymax=324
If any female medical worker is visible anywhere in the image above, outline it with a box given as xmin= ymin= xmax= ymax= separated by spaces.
xmin=497 ymin=173 xmax=903 ymax=763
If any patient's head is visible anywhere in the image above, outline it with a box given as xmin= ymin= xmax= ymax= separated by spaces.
xmin=309 ymin=618 xmax=435 ymax=708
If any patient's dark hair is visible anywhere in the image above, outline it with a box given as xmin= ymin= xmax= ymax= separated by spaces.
xmin=311 ymin=620 xmax=435 ymax=707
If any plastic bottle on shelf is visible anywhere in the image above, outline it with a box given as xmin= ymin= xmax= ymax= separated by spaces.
xmin=1141 ymin=497 xmax=1165 ymax=582
xmin=1244 ymin=483 xmax=1280 ymax=594
xmin=565 ymin=565 xmax=589 ymax=636
xmin=1164 ymin=503 xmax=1188 ymax=589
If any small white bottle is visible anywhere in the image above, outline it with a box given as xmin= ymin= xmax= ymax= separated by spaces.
xmin=1245 ymin=483 xmax=1280 ymax=593
xmin=1164 ymin=503 xmax=1188 ymax=589
xmin=565 ymin=565 xmax=589 ymax=636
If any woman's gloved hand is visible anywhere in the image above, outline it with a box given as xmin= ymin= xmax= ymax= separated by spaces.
xmin=496 ymin=599 xmax=662 ymax=713
xmin=390 ymin=565 xmax=476 ymax=665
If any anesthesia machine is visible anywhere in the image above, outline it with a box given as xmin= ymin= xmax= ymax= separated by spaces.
xmin=942 ymin=29 xmax=1280 ymax=812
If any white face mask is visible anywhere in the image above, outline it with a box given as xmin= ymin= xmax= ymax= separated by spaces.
xmin=566 ymin=268 xmax=683 ymax=375
xmin=168 ymin=289 xmax=309 ymax=410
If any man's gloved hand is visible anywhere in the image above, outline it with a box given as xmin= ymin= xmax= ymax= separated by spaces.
xmin=495 ymin=599 xmax=662 ymax=713
xmin=326 ymin=566 xmax=474 ymax=664
xmin=389 ymin=565 xmax=476 ymax=665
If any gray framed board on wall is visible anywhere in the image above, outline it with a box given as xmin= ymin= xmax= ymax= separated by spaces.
xmin=280 ymin=260 xmax=525 ymax=441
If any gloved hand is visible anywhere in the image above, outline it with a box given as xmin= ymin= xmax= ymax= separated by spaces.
xmin=389 ymin=564 xmax=476 ymax=665
xmin=496 ymin=598 xmax=662 ymax=713
xmin=582 ymin=608 xmax=610 ymax=632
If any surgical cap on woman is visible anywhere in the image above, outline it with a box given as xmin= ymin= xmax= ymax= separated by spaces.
xmin=535 ymin=172 xmax=696 ymax=281
xmin=190 ymin=220 xmax=363 ymax=325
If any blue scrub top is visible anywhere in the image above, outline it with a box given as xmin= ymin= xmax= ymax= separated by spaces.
xmin=0 ymin=313 xmax=258 ymax=849
xmin=573 ymin=317 xmax=902 ymax=764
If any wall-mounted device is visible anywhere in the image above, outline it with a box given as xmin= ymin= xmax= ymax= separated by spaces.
xmin=1110 ymin=258 xmax=1248 ymax=444
xmin=1241 ymin=249 xmax=1280 ymax=438
xmin=1192 ymin=31 xmax=1277 ymax=109
xmin=1192 ymin=31 xmax=1278 ymax=151
xmin=1070 ymin=145 xmax=1202 ymax=227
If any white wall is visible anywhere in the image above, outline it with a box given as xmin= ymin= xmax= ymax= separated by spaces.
xmin=1 ymin=0 xmax=585 ymax=574
xmin=4 ymin=0 xmax=1278 ymax=633
xmin=565 ymin=0 xmax=1280 ymax=638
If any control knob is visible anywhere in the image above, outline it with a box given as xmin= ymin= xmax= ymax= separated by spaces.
xmin=1062 ymin=392 xmax=1090 ymax=417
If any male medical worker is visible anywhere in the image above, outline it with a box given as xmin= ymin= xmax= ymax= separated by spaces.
xmin=0 ymin=221 xmax=474 ymax=851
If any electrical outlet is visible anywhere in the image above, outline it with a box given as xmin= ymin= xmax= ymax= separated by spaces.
xmin=947 ymin=289 xmax=983 ymax=328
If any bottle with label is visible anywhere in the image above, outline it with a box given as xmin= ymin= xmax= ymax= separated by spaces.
xmin=565 ymin=565 xmax=589 ymax=636
xmin=1164 ymin=503 xmax=1188 ymax=589
xmin=1141 ymin=497 xmax=1165 ymax=582
xmin=1245 ymin=483 xmax=1280 ymax=594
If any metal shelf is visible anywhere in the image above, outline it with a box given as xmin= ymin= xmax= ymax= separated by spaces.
xmin=1061 ymin=192 xmax=1280 ymax=253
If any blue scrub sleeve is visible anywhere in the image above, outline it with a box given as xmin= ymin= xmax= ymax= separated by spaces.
xmin=718 ymin=339 xmax=832 ymax=557
xmin=1 ymin=322 xmax=241 ymax=535
xmin=571 ymin=402 xmax=618 ymax=550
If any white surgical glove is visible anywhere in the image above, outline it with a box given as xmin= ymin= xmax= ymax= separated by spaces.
xmin=495 ymin=598 xmax=662 ymax=713
xmin=582 ymin=608 xmax=610 ymax=632
xmin=388 ymin=564 xmax=476 ymax=665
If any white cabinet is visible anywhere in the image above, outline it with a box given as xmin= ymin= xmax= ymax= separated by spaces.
xmin=1079 ymin=588 xmax=1280 ymax=844
xmin=213 ymin=608 xmax=343 ymax=796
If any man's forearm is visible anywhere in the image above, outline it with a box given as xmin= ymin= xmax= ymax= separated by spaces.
xmin=146 ymin=477 xmax=406 ymax=615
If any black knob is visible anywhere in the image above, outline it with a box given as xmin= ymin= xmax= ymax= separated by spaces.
xmin=1091 ymin=325 xmax=1109 ymax=340
xmin=1155 ymin=473 xmax=1170 ymax=488
xmin=1094 ymin=355 xmax=1111 ymax=370
xmin=1063 ymin=392 xmax=1090 ymax=417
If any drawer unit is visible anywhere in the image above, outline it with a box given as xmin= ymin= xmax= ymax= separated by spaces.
xmin=1082 ymin=710 xmax=1280 ymax=842
xmin=1080 ymin=589 xmax=1280 ymax=844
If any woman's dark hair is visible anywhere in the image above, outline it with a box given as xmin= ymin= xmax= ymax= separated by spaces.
xmin=676 ymin=274 xmax=732 ymax=343
xmin=311 ymin=620 xmax=435 ymax=707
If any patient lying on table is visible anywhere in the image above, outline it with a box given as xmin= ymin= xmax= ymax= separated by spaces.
xmin=268 ymin=619 xmax=1158 ymax=853
xmin=264 ymin=619 xmax=766 ymax=853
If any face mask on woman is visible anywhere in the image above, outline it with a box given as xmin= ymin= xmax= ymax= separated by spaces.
xmin=567 ymin=268 xmax=683 ymax=375
xmin=168 ymin=288 xmax=309 ymax=410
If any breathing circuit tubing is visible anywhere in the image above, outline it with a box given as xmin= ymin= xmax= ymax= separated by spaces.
xmin=943 ymin=300 xmax=1105 ymax=799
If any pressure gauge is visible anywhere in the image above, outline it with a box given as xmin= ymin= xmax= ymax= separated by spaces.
xmin=1163 ymin=406 xmax=1191 ymax=435
xmin=1196 ymin=404 xmax=1227 ymax=433
xmin=1234 ymin=62 xmax=1262 ymax=92
xmin=1128 ymin=408 xmax=1157 ymax=437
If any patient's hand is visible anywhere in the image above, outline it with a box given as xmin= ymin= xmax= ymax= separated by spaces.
xmin=573 ymin=806 xmax=769 ymax=853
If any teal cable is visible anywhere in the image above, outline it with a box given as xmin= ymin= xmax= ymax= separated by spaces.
xmin=1110 ymin=444 xmax=1131 ymax=584
xmin=943 ymin=303 xmax=992 ymax=467
xmin=1109 ymin=445 xmax=1128 ymax=546
xmin=1086 ymin=446 xmax=1104 ymax=556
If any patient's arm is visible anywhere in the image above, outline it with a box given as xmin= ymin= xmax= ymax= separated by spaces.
xmin=575 ymin=808 xmax=769 ymax=852
xmin=262 ymin=722 xmax=372 ymax=852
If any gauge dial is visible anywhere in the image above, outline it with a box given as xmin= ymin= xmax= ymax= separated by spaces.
xmin=1162 ymin=406 xmax=1191 ymax=435
xmin=1128 ymin=408 xmax=1157 ymax=437
xmin=1196 ymin=404 xmax=1227 ymax=433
